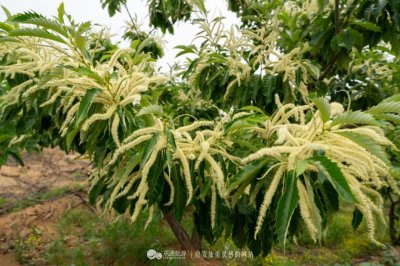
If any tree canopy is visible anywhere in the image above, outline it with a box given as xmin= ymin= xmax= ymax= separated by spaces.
xmin=0 ymin=0 xmax=399 ymax=257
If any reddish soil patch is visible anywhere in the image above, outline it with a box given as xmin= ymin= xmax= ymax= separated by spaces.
xmin=0 ymin=148 xmax=92 ymax=265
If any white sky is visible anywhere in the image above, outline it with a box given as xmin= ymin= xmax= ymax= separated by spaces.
xmin=0 ymin=0 xmax=239 ymax=71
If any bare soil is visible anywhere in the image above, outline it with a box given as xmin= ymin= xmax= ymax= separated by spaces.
xmin=0 ymin=148 xmax=91 ymax=265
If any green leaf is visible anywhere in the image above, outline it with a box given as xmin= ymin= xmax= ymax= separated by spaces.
xmin=228 ymin=160 xmax=266 ymax=193
xmin=0 ymin=22 xmax=13 ymax=32
xmin=138 ymin=105 xmax=164 ymax=116
xmin=171 ymin=165 xmax=187 ymax=222
xmin=295 ymin=160 xmax=307 ymax=176
xmin=14 ymin=17 xmax=68 ymax=37
xmin=374 ymin=113 xmax=400 ymax=124
xmin=331 ymin=111 xmax=379 ymax=126
xmin=141 ymin=133 xmax=159 ymax=167
xmin=352 ymin=208 xmax=363 ymax=231
xmin=335 ymin=131 xmax=390 ymax=165
xmin=89 ymin=178 xmax=105 ymax=205
xmin=312 ymin=97 xmax=331 ymax=123
xmin=331 ymin=28 xmax=364 ymax=51
xmin=352 ymin=20 xmax=381 ymax=32
xmin=57 ymin=3 xmax=65 ymax=23
xmin=75 ymin=34 xmax=87 ymax=52
xmin=9 ymin=28 xmax=67 ymax=44
xmin=147 ymin=153 xmax=165 ymax=204
xmin=310 ymin=155 xmax=357 ymax=203
xmin=366 ymin=101 xmax=400 ymax=115
xmin=10 ymin=11 xmax=44 ymax=22
xmin=75 ymin=88 xmax=101 ymax=126
xmin=276 ymin=170 xmax=299 ymax=246
xmin=1 ymin=6 xmax=12 ymax=18
xmin=71 ymin=67 xmax=104 ymax=85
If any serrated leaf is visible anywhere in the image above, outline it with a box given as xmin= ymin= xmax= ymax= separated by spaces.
xmin=171 ymin=165 xmax=187 ymax=222
xmin=57 ymin=3 xmax=65 ymax=23
xmin=16 ymin=17 xmax=68 ymax=37
xmin=352 ymin=208 xmax=363 ymax=231
xmin=138 ymin=105 xmax=163 ymax=116
xmin=75 ymin=34 xmax=87 ymax=52
xmin=335 ymin=131 xmax=390 ymax=165
xmin=70 ymin=67 xmax=104 ymax=85
xmin=147 ymin=153 xmax=165 ymax=205
xmin=276 ymin=170 xmax=299 ymax=246
xmin=75 ymin=88 xmax=101 ymax=126
xmin=374 ymin=113 xmax=400 ymax=124
xmin=89 ymin=178 xmax=105 ymax=205
xmin=228 ymin=159 xmax=266 ymax=193
xmin=9 ymin=28 xmax=67 ymax=44
xmin=310 ymin=155 xmax=357 ymax=203
xmin=165 ymin=128 xmax=176 ymax=151
xmin=331 ymin=28 xmax=364 ymax=51
xmin=331 ymin=111 xmax=379 ymax=126
xmin=141 ymin=133 xmax=159 ymax=167
xmin=0 ymin=22 xmax=13 ymax=32
xmin=295 ymin=160 xmax=307 ymax=176
xmin=352 ymin=20 xmax=381 ymax=32
xmin=10 ymin=11 xmax=44 ymax=22
xmin=239 ymin=105 xmax=266 ymax=114
xmin=312 ymin=97 xmax=331 ymax=123
xmin=366 ymin=101 xmax=400 ymax=115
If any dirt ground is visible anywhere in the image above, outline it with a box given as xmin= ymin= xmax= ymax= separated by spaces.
xmin=0 ymin=148 xmax=91 ymax=266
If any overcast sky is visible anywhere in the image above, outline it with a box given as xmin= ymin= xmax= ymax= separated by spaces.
xmin=0 ymin=0 xmax=239 ymax=71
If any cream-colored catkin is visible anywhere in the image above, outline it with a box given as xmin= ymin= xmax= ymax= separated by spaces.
xmin=144 ymin=205 xmax=155 ymax=230
xmin=39 ymin=89 xmax=63 ymax=108
xmin=242 ymin=146 xmax=295 ymax=164
xmin=175 ymin=147 xmax=193 ymax=205
xmin=60 ymin=102 xmax=80 ymax=136
xmin=204 ymin=154 xmax=226 ymax=198
xmin=211 ymin=184 xmax=217 ymax=229
xmin=115 ymin=173 xmax=141 ymax=200
xmin=123 ymin=127 xmax=159 ymax=144
xmin=81 ymin=105 xmax=117 ymax=132
xmin=254 ymin=165 xmax=285 ymax=239
xmin=163 ymin=172 xmax=175 ymax=206
xmin=130 ymin=184 xmax=148 ymax=223
xmin=297 ymin=180 xmax=318 ymax=241
xmin=109 ymin=134 xmax=153 ymax=165
xmin=176 ymin=121 xmax=214 ymax=133
xmin=111 ymin=114 xmax=121 ymax=147
xmin=195 ymin=141 xmax=210 ymax=169
xmin=139 ymin=136 xmax=167 ymax=188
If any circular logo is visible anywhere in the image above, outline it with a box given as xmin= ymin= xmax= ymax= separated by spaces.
xmin=147 ymin=249 xmax=162 ymax=260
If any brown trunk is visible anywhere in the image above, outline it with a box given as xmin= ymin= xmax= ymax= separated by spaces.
xmin=163 ymin=211 xmax=202 ymax=251
xmin=389 ymin=200 xmax=400 ymax=245
xmin=191 ymin=228 xmax=202 ymax=251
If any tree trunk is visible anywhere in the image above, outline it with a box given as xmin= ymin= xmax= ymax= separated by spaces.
xmin=191 ymin=228 xmax=202 ymax=251
xmin=389 ymin=199 xmax=400 ymax=245
xmin=163 ymin=211 xmax=202 ymax=251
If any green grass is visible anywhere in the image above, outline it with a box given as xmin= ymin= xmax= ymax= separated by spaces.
xmin=11 ymin=203 xmax=400 ymax=266
xmin=43 ymin=208 xmax=183 ymax=266
xmin=0 ymin=196 xmax=8 ymax=208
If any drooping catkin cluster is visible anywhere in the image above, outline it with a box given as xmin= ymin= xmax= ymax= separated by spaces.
xmin=97 ymin=116 xmax=235 ymax=228
xmin=244 ymin=96 xmax=398 ymax=243
xmin=0 ymin=36 xmax=167 ymax=145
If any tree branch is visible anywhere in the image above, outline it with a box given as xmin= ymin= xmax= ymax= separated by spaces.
xmin=163 ymin=211 xmax=198 ymax=251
